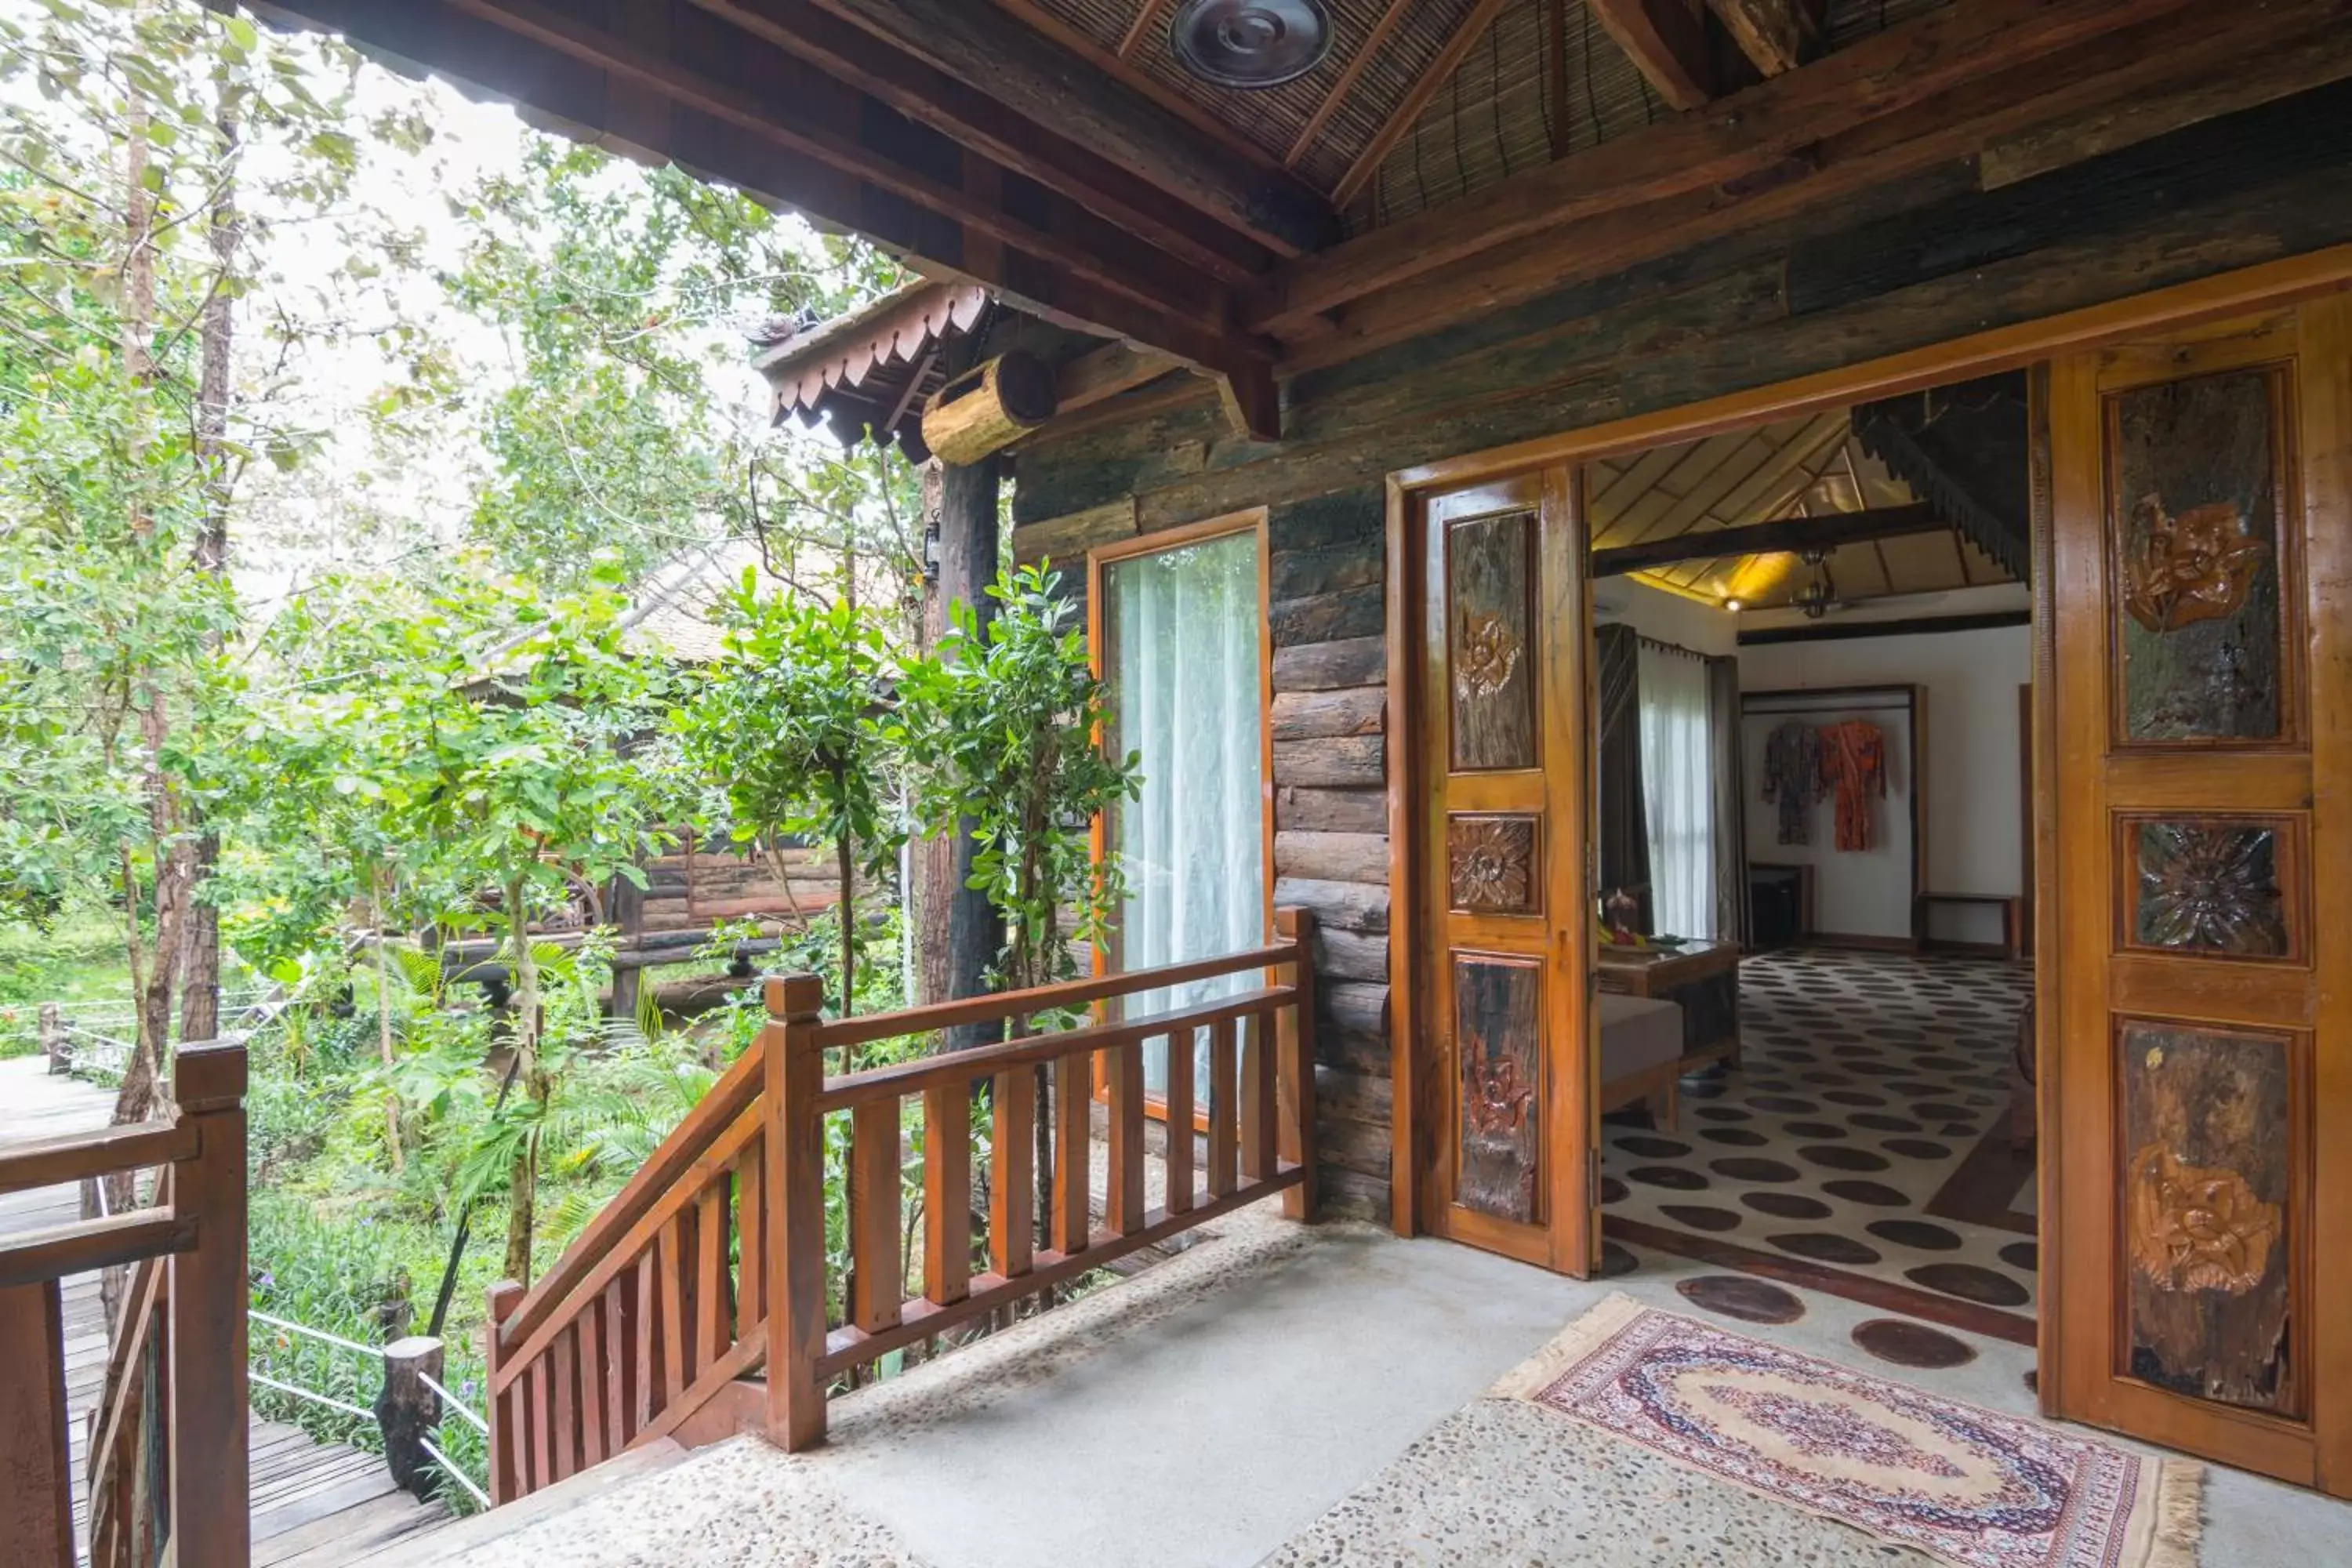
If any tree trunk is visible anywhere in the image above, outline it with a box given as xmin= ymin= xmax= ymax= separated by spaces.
xmin=938 ymin=454 xmax=1003 ymax=1052
xmin=501 ymin=877 xmax=543 ymax=1285
xmin=913 ymin=463 xmax=955 ymax=1009
xmin=834 ymin=786 xmax=855 ymax=1020
xmin=375 ymin=868 xmax=404 ymax=1173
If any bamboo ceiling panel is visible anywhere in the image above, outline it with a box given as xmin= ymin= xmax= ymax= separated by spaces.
xmin=1002 ymin=0 xmax=1494 ymax=196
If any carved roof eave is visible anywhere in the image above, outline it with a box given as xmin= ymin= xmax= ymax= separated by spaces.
xmin=754 ymin=281 xmax=990 ymax=433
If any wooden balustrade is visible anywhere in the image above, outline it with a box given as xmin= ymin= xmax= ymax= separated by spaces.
xmin=0 ymin=1042 xmax=250 ymax=1568
xmin=485 ymin=909 xmax=1320 ymax=1491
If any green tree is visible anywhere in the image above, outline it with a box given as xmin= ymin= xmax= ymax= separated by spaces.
xmin=674 ymin=572 xmax=902 ymax=1020
xmin=900 ymin=561 xmax=1140 ymax=1000
xmin=388 ymin=563 xmax=671 ymax=1283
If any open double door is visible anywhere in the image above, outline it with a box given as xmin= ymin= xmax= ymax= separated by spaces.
xmin=1399 ymin=290 xmax=2350 ymax=1492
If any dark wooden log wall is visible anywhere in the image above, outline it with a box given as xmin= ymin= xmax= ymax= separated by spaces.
xmin=1008 ymin=82 xmax=2352 ymax=1225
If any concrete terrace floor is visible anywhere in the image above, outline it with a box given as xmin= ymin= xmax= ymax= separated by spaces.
xmin=402 ymin=1203 xmax=2352 ymax=1568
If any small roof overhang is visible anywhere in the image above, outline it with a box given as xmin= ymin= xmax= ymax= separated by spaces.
xmin=753 ymin=281 xmax=992 ymax=463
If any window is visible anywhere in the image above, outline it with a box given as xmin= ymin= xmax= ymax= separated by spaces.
xmin=1093 ymin=517 xmax=1270 ymax=1107
xmin=1639 ymin=641 xmax=1717 ymax=940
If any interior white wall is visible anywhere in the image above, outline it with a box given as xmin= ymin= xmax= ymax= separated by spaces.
xmin=1736 ymin=622 xmax=2031 ymax=946
xmin=1594 ymin=577 xmax=1738 ymax=656
xmin=1741 ymin=698 xmax=1917 ymax=940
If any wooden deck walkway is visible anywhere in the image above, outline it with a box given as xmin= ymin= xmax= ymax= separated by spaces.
xmin=0 ymin=1054 xmax=462 ymax=1565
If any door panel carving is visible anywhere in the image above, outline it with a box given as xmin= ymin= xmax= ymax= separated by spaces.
xmin=2125 ymin=816 xmax=2296 ymax=960
xmin=1454 ymin=953 xmax=1544 ymax=1224
xmin=1448 ymin=814 xmax=1541 ymax=916
xmin=2106 ymin=365 xmax=2291 ymax=745
xmin=1446 ymin=511 xmax=1538 ymax=771
xmin=2118 ymin=1019 xmax=2297 ymax=1415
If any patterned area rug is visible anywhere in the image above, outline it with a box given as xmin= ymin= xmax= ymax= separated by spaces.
xmin=1497 ymin=1295 xmax=2201 ymax=1568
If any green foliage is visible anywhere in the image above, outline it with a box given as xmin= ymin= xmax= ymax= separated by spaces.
xmin=899 ymin=561 xmax=1142 ymax=996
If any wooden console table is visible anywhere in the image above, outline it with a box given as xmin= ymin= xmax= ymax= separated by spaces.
xmin=1915 ymin=891 xmax=2024 ymax=960
xmin=1595 ymin=938 xmax=1742 ymax=1069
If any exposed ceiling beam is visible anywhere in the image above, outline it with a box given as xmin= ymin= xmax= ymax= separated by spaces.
xmin=690 ymin=0 xmax=1272 ymax=283
xmin=804 ymin=0 xmax=1335 ymax=255
xmin=250 ymin=0 xmax=1276 ymax=383
xmin=1279 ymin=0 xmax=2347 ymax=371
xmin=1117 ymin=0 xmax=1174 ymax=60
xmin=1252 ymin=0 xmax=2202 ymax=336
xmin=1330 ymin=0 xmax=1512 ymax=209
xmin=1586 ymin=0 xmax=1715 ymax=111
xmin=1054 ymin=339 xmax=1181 ymax=414
xmin=1704 ymin=0 xmax=1824 ymax=78
xmin=1593 ymin=503 xmax=1944 ymax=578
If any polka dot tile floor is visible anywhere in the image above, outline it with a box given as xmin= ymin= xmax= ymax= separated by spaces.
xmin=1602 ymin=946 xmax=2040 ymax=1319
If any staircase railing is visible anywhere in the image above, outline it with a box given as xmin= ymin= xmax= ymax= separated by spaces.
xmin=0 ymin=1041 xmax=250 ymax=1568
xmin=485 ymin=909 xmax=1318 ymax=1494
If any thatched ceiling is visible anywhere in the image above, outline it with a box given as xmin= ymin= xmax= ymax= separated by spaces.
xmin=996 ymin=0 xmax=1955 ymax=226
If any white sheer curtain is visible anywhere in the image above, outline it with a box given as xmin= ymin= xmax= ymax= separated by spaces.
xmin=1639 ymin=642 xmax=1716 ymax=940
xmin=1104 ymin=529 xmax=1265 ymax=1097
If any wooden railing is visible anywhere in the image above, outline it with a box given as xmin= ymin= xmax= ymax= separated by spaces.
xmin=487 ymin=909 xmax=1317 ymax=1489
xmin=0 ymin=1042 xmax=250 ymax=1568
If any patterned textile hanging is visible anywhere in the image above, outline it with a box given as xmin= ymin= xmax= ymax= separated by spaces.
xmin=1760 ymin=720 xmax=1822 ymax=845
xmin=1818 ymin=719 xmax=1888 ymax=851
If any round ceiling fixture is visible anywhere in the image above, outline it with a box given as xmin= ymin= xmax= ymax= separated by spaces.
xmin=1171 ymin=0 xmax=1334 ymax=90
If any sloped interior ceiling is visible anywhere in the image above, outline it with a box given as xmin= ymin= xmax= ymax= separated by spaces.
xmin=1585 ymin=403 xmax=2015 ymax=610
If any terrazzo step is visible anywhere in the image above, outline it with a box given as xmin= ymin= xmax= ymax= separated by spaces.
xmin=350 ymin=1439 xmax=688 ymax=1566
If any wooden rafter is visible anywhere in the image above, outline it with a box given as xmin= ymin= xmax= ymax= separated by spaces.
xmin=1594 ymin=504 xmax=1944 ymax=578
xmin=1118 ymin=0 xmax=1174 ymax=60
xmin=1330 ymin=0 xmax=1512 ymax=209
xmin=1263 ymin=0 xmax=2352 ymax=365
xmin=1586 ymin=0 xmax=1715 ymax=112
xmin=1286 ymin=0 xmax=1415 ymax=171
xmin=249 ymin=0 xmax=1279 ymax=384
xmin=802 ymin=0 xmax=1332 ymax=254
xmin=985 ymin=0 xmax=1319 ymax=208
xmin=1705 ymin=0 xmax=1823 ymax=78
xmin=692 ymin=0 xmax=1274 ymax=282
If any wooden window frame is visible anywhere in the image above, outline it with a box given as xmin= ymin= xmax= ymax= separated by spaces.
xmin=1086 ymin=508 xmax=1276 ymax=1126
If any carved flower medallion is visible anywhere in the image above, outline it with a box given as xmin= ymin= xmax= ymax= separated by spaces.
xmin=2136 ymin=822 xmax=2286 ymax=956
xmin=2122 ymin=493 xmax=2269 ymax=633
xmin=2128 ymin=1145 xmax=2281 ymax=1294
xmin=1455 ymin=611 xmax=1523 ymax=699
xmin=1448 ymin=815 xmax=1538 ymax=914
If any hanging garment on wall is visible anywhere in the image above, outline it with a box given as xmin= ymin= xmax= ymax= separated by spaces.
xmin=1818 ymin=719 xmax=1889 ymax=851
xmin=1761 ymin=720 xmax=1823 ymax=845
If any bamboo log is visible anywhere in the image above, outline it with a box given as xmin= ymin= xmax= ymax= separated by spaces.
xmin=921 ymin=353 xmax=1058 ymax=465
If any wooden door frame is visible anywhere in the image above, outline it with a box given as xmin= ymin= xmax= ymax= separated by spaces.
xmin=1382 ymin=245 xmax=2352 ymax=1409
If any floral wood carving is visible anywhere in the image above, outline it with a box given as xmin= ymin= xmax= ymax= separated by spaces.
xmin=1465 ymin=1054 xmax=1536 ymax=1137
xmin=2128 ymin=1144 xmax=2282 ymax=1294
xmin=2122 ymin=494 xmax=2269 ymax=633
xmin=1454 ymin=611 xmax=1523 ymax=699
xmin=1449 ymin=815 xmax=1538 ymax=914
xmin=2135 ymin=822 xmax=2286 ymax=956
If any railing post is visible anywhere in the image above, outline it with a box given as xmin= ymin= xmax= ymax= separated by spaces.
xmin=765 ymin=974 xmax=828 ymax=1452
xmin=377 ymin=1335 xmax=445 ymax=1497
xmin=485 ymin=1281 xmax=524 ymax=1504
xmin=0 ymin=1278 xmax=73 ymax=1566
xmin=169 ymin=1040 xmax=248 ymax=1568
xmin=1275 ymin=909 xmax=1319 ymax=1221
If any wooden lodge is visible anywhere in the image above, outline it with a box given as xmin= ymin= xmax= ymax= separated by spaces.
xmin=11 ymin=1 xmax=2352 ymax=1559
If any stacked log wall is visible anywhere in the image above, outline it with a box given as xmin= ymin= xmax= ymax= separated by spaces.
xmin=1006 ymin=83 xmax=2352 ymax=1228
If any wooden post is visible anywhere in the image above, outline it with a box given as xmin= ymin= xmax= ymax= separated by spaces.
xmin=376 ymin=1335 xmax=445 ymax=1497
xmin=938 ymin=451 xmax=1003 ymax=1054
xmin=1276 ymin=909 xmax=1320 ymax=1221
xmin=484 ymin=1282 xmax=524 ymax=1504
xmin=168 ymin=1040 xmax=248 ymax=1568
xmin=38 ymin=1002 xmax=63 ymax=1075
xmin=0 ymin=1279 xmax=73 ymax=1566
xmin=765 ymin=974 xmax=828 ymax=1451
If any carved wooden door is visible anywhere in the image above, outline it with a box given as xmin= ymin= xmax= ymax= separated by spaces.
xmin=1414 ymin=469 xmax=1597 ymax=1274
xmin=2045 ymin=299 xmax=2350 ymax=1491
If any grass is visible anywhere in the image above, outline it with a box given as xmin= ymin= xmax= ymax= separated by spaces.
xmin=0 ymin=903 xmax=134 ymax=1057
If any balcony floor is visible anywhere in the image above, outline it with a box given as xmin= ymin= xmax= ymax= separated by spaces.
xmin=402 ymin=1203 xmax=2352 ymax=1567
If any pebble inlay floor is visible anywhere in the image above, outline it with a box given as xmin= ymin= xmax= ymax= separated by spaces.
xmin=1603 ymin=947 xmax=2039 ymax=1322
